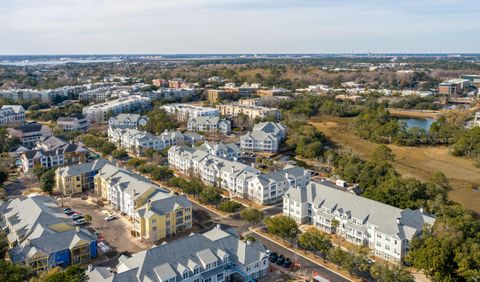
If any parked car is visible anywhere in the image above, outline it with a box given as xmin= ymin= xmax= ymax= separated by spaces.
xmin=73 ymin=219 xmax=86 ymax=226
xmin=63 ymin=208 xmax=73 ymax=214
xmin=275 ymin=255 xmax=285 ymax=265
xmin=71 ymin=214 xmax=84 ymax=220
xmin=104 ymin=215 xmax=116 ymax=221
xmin=283 ymin=258 xmax=292 ymax=268
xmin=269 ymin=252 xmax=278 ymax=263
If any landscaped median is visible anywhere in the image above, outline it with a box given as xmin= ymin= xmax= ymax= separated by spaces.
xmin=252 ymin=227 xmax=359 ymax=282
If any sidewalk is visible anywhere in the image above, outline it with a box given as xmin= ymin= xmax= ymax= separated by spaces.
xmin=252 ymin=228 xmax=360 ymax=282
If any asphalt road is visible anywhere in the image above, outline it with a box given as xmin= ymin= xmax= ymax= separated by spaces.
xmin=251 ymin=233 xmax=351 ymax=282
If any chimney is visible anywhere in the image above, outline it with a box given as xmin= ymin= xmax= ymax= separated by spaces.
xmin=216 ymin=224 xmax=221 ymax=229
xmin=88 ymin=264 xmax=93 ymax=272
xmin=246 ymin=240 xmax=251 ymax=245
xmin=420 ymin=208 xmax=424 ymax=214
xmin=396 ymin=218 xmax=401 ymax=225
xmin=251 ymin=162 xmax=255 ymax=169
xmin=146 ymin=200 xmax=151 ymax=211
xmin=131 ymin=189 xmax=136 ymax=196
xmin=76 ymin=226 xmax=81 ymax=233
xmin=231 ymin=166 xmax=235 ymax=173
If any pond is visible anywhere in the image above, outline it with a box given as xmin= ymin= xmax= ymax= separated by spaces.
xmin=398 ymin=118 xmax=435 ymax=132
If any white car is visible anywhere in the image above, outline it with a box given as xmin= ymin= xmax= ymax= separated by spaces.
xmin=104 ymin=215 xmax=116 ymax=221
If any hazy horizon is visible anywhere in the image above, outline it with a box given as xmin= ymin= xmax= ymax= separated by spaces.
xmin=1 ymin=0 xmax=479 ymax=55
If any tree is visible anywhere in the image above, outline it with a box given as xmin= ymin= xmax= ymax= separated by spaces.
xmin=34 ymin=265 xmax=87 ymax=282
xmin=33 ymin=164 xmax=47 ymax=181
xmin=99 ymin=142 xmax=116 ymax=156
xmin=84 ymin=214 xmax=92 ymax=223
xmin=240 ymin=208 xmax=264 ymax=225
xmin=0 ymin=170 xmax=7 ymax=187
xmin=331 ymin=219 xmax=339 ymax=234
xmin=199 ymin=186 xmax=222 ymax=206
xmin=112 ymin=149 xmax=128 ymax=159
xmin=370 ymin=263 xmax=414 ymax=282
xmin=218 ymin=200 xmax=242 ymax=213
xmin=327 ymin=247 xmax=347 ymax=269
xmin=150 ymin=166 xmax=174 ymax=182
xmin=0 ymin=231 xmax=9 ymax=258
xmin=0 ymin=259 xmax=31 ymax=282
xmin=264 ymin=215 xmax=298 ymax=240
xmin=371 ymin=144 xmax=395 ymax=164
xmin=40 ymin=169 xmax=55 ymax=193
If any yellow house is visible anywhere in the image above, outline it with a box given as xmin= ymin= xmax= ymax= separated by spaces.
xmin=132 ymin=192 xmax=192 ymax=243
xmin=56 ymin=159 xmax=109 ymax=195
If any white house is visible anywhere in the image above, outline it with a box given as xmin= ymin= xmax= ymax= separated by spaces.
xmin=240 ymin=122 xmax=286 ymax=153
xmin=108 ymin=114 xmax=148 ymax=129
xmin=161 ymin=104 xmax=219 ymax=121
xmin=187 ymin=116 xmax=231 ymax=134
xmin=283 ymin=181 xmax=436 ymax=263
xmin=0 ymin=105 xmax=25 ymax=127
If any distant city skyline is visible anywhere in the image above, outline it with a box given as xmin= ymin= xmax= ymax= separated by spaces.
xmin=1 ymin=0 xmax=479 ymax=55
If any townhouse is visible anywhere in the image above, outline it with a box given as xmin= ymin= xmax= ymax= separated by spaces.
xmin=161 ymin=103 xmax=219 ymax=121
xmin=56 ymin=158 xmax=110 ymax=195
xmin=0 ymin=196 xmax=97 ymax=272
xmin=216 ymin=103 xmax=281 ymax=120
xmin=94 ymin=164 xmax=192 ymax=240
xmin=283 ymin=181 xmax=436 ymax=262
xmin=240 ymin=122 xmax=286 ymax=153
xmin=82 ymin=95 xmax=151 ymax=123
xmin=109 ymin=127 xmax=187 ymax=155
xmin=108 ymin=113 xmax=148 ymax=129
xmin=87 ymin=225 xmax=269 ymax=282
xmin=187 ymin=116 xmax=231 ymax=134
xmin=19 ymin=136 xmax=87 ymax=172
xmin=57 ymin=114 xmax=89 ymax=132
xmin=198 ymin=141 xmax=241 ymax=161
xmin=8 ymin=122 xmax=53 ymax=148
xmin=0 ymin=105 xmax=25 ymax=127
xmin=168 ymin=145 xmax=309 ymax=205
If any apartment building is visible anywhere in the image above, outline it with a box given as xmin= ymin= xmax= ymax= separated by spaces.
xmin=168 ymin=145 xmax=309 ymax=204
xmin=19 ymin=136 xmax=88 ymax=172
xmin=87 ymin=225 xmax=268 ymax=282
xmin=109 ymin=127 xmax=185 ymax=155
xmin=187 ymin=116 xmax=231 ymax=134
xmin=132 ymin=192 xmax=192 ymax=242
xmin=82 ymin=95 xmax=151 ymax=123
xmin=56 ymin=158 xmax=110 ymax=195
xmin=240 ymin=122 xmax=286 ymax=153
xmin=162 ymin=103 xmax=219 ymax=121
xmin=78 ymin=86 xmax=131 ymax=103
xmin=94 ymin=164 xmax=192 ymax=240
xmin=8 ymin=122 xmax=52 ymax=148
xmin=0 ymin=84 xmax=108 ymax=103
xmin=198 ymin=141 xmax=241 ymax=161
xmin=57 ymin=114 xmax=89 ymax=132
xmin=283 ymin=181 xmax=436 ymax=262
xmin=108 ymin=113 xmax=148 ymax=129
xmin=0 ymin=105 xmax=25 ymax=127
xmin=216 ymin=103 xmax=281 ymax=120
xmin=257 ymin=88 xmax=291 ymax=97
xmin=143 ymin=88 xmax=196 ymax=101
xmin=0 ymin=196 xmax=97 ymax=272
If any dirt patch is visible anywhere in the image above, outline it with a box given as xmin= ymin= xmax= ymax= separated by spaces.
xmin=310 ymin=117 xmax=480 ymax=213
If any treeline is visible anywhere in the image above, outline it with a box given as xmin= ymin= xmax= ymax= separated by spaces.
xmin=27 ymin=104 xmax=83 ymax=121
xmin=280 ymin=95 xmax=359 ymax=118
xmin=388 ymin=95 xmax=441 ymax=111
xmin=326 ymin=145 xmax=479 ymax=281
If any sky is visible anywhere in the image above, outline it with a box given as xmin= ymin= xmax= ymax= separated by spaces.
xmin=0 ymin=0 xmax=479 ymax=55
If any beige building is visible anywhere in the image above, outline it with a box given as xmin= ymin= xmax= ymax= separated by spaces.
xmin=216 ymin=103 xmax=281 ymax=120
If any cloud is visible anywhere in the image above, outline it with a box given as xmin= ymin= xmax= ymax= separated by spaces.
xmin=0 ymin=0 xmax=479 ymax=54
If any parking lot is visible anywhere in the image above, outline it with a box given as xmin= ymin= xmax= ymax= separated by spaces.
xmin=60 ymin=197 xmax=147 ymax=254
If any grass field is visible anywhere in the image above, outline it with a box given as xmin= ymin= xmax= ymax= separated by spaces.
xmin=310 ymin=116 xmax=480 ymax=213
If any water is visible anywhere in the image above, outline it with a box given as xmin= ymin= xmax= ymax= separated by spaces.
xmin=398 ymin=118 xmax=435 ymax=131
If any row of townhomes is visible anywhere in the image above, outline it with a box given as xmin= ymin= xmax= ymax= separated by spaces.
xmin=19 ymin=136 xmax=88 ymax=172
xmin=240 ymin=122 xmax=286 ymax=153
xmin=168 ymin=145 xmax=310 ymax=205
xmin=109 ymin=127 xmax=203 ymax=156
xmin=0 ymin=196 xmax=98 ymax=272
xmin=82 ymin=95 xmax=151 ymax=123
xmin=216 ymin=103 xmax=281 ymax=120
xmin=93 ymin=162 xmax=193 ymax=242
xmin=187 ymin=116 xmax=232 ymax=134
xmin=87 ymin=225 xmax=269 ymax=282
xmin=141 ymin=87 xmax=197 ymax=101
xmin=198 ymin=141 xmax=241 ymax=161
xmin=108 ymin=113 xmax=149 ymax=129
xmin=162 ymin=103 xmax=219 ymax=121
xmin=8 ymin=122 xmax=52 ymax=148
xmin=56 ymin=158 xmax=110 ymax=195
xmin=283 ymin=181 xmax=436 ymax=263
xmin=0 ymin=105 xmax=25 ymax=127
xmin=56 ymin=114 xmax=89 ymax=132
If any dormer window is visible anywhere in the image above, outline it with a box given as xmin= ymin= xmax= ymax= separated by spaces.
xmin=194 ymin=266 xmax=199 ymax=274
xmin=183 ymin=270 xmax=189 ymax=279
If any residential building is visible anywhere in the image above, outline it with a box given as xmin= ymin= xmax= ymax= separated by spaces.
xmin=93 ymin=163 xmax=193 ymax=240
xmin=216 ymin=103 xmax=281 ymax=120
xmin=132 ymin=192 xmax=192 ymax=242
xmin=474 ymin=112 xmax=480 ymax=127
xmin=162 ymin=104 xmax=219 ymax=121
xmin=187 ymin=116 xmax=231 ymax=134
xmin=143 ymin=88 xmax=196 ymax=101
xmin=0 ymin=105 xmax=25 ymax=127
xmin=257 ymin=88 xmax=291 ymax=97
xmin=108 ymin=113 xmax=148 ymax=129
xmin=20 ymin=136 xmax=88 ymax=172
xmin=87 ymin=225 xmax=269 ymax=282
xmin=8 ymin=122 xmax=52 ymax=148
xmin=82 ymin=95 xmax=151 ymax=123
xmin=240 ymin=122 xmax=286 ymax=153
xmin=168 ymin=145 xmax=309 ymax=204
xmin=56 ymin=158 xmax=110 ymax=195
xmin=57 ymin=114 xmax=89 ymax=132
xmin=283 ymin=181 xmax=436 ymax=262
xmin=438 ymin=79 xmax=470 ymax=96
xmin=78 ymin=86 xmax=131 ymax=103
xmin=0 ymin=196 xmax=97 ymax=272
xmin=198 ymin=141 xmax=241 ymax=161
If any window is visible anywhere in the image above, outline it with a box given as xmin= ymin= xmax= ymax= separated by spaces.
xmin=206 ymin=263 xmax=211 ymax=270
xmin=194 ymin=267 xmax=199 ymax=275
xmin=377 ymin=233 xmax=382 ymax=239
xmin=385 ymin=245 xmax=390 ymax=251
xmin=217 ymin=273 xmax=224 ymax=281
xmin=152 ymin=226 xmax=157 ymax=232
xmin=376 ymin=242 xmax=381 ymax=247
xmin=151 ymin=219 xmax=156 ymax=225
xmin=183 ymin=271 xmax=189 ymax=279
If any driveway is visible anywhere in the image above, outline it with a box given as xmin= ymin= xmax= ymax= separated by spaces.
xmin=61 ymin=197 xmax=146 ymax=254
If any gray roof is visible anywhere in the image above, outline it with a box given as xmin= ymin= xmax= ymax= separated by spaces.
xmin=284 ymin=182 xmax=436 ymax=239
xmin=87 ymin=226 xmax=267 ymax=282
xmin=136 ymin=192 xmax=192 ymax=218
xmin=57 ymin=158 xmax=110 ymax=177
xmin=1 ymin=105 xmax=25 ymax=114
xmin=252 ymin=121 xmax=285 ymax=135
xmin=188 ymin=116 xmax=220 ymax=125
